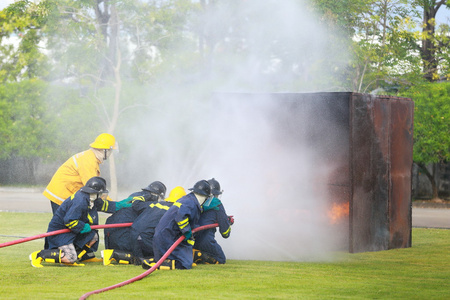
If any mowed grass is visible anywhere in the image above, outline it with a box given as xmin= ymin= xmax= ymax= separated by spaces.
xmin=0 ymin=212 xmax=449 ymax=300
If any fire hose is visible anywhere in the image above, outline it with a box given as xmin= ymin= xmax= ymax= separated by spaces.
xmin=0 ymin=223 xmax=133 ymax=248
xmin=79 ymin=222 xmax=219 ymax=300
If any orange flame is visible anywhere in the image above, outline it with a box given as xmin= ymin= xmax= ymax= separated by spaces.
xmin=328 ymin=202 xmax=349 ymax=224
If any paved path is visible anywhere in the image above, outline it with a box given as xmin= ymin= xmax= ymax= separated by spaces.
xmin=0 ymin=188 xmax=448 ymax=228
xmin=0 ymin=188 xmax=51 ymax=213
xmin=411 ymin=207 xmax=450 ymax=228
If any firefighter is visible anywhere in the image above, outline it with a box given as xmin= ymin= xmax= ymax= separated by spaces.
xmin=193 ymin=178 xmax=234 ymax=265
xmin=104 ymin=181 xmax=167 ymax=250
xmin=143 ymin=180 xmax=211 ymax=270
xmin=101 ymin=182 xmax=171 ymax=265
xmin=128 ymin=186 xmax=187 ymax=264
xmin=43 ymin=133 xmax=117 ymax=214
xmin=102 ymin=186 xmax=186 ymax=266
xmin=30 ymin=176 xmax=128 ymax=267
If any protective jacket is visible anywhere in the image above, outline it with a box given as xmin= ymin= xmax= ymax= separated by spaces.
xmin=194 ymin=201 xmax=231 ymax=264
xmin=43 ymin=149 xmax=100 ymax=205
xmin=104 ymin=207 xmax=138 ymax=251
xmin=130 ymin=200 xmax=174 ymax=258
xmin=153 ymin=193 xmax=202 ymax=269
xmin=46 ymin=190 xmax=99 ymax=251
xmin=104 ymin=191 xmax=154 ymax=250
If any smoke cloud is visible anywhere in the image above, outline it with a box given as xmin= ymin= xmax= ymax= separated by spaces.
xmin=113 ymin=0 xmax=350 ymax=261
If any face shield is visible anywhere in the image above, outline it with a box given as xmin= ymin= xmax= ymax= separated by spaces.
xmin=203 ymin=196 xmax=214 ymax=207
xmin=103 ymin=149 xmax=111 ymax=160
xmin=204 ymin=189 xmax=223 ymax=206
xmin=89 ymin=192 xmax=108 ymax=208
xmin=104 ymin=142 xmax=119 ymax=160
xmin=99 ymin=192 xmax=108 ymax=200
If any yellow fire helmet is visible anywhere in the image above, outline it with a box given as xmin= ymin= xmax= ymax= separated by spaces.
xmin=89 ymin=133 xmax=117 ymax=150
xmin=165 ymin=186 xmax=187 ymax=203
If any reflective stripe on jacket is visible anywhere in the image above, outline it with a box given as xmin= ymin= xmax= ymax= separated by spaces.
xmin=43 ymin=149 xmax=100 ymax=205
xmin=47 ymin=191 xmax=99 ymax=249
xmin=153 ymin=193 xmax=202 ymax=269
xmin=194 ymin=204 xmax=230 ymax=264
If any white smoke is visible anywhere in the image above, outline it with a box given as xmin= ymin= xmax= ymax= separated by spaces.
xmin=115 ymin=0 xmax=350 ymax=261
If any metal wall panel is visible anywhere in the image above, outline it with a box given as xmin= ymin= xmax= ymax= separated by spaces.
xmin=350 ymin=94 xmax=390 ymax=253
xmin=388 ymin=98 xmax=414 ymax=249
xmin=349 ymin=94 xmax=413 ymax=253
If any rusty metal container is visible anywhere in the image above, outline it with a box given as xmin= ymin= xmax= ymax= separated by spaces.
xmin=214 ymin=92 xmax=414 ymax=253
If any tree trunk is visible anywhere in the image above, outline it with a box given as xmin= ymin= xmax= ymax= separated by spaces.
xmin=420 ymin=1 xmax=446 ymax=81
xmin=108 ymin=153 xmax=117 ymax=200
xmin=417 ymin=162 xmax=440 ymax=200
xmin=107 ymin=3 xmax=121 ymax=201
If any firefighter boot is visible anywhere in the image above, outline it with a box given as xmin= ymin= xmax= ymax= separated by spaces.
xmin=193 ymin=249 xmax=219 ymax=265
xmin=102 ymin=249 xmax=134 ymax=265
xmin=142 ymin=258 xmax=176 ymax=270
xmin=29 ymin=249 xmax=61 ymax=268
xmin=158 ymin=259 xmax=176 ymax=270
xmin=77 ymin=244 xmax=102 ymax=263
xmin=142 ymin=258 xmax=155 ymax=269
xmin=193 ymin=249 xmax=202 ymax=264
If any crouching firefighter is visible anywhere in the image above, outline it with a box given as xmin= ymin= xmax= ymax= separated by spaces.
xmin=193 ymin=178 xmax=234 ymax=265
xmin=30 ymin=176 xmax=124 ymax=267
xmin=103 ymin=185 xmax=185 ymax=266
xmin=143 ymin=180 xmax=211 ymax=270
xmin=104 ymin=181 xmax=167 ymax=252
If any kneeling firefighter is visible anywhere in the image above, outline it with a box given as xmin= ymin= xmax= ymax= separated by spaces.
xmin=29 ymin=176 xmax=130 ymax=267
xmin=193 ymin=178 xmax=234 ymax=265
xmin=143 ymin=180 xmax=211 ymax=270
xmin=104 ymin=181 xmax=167 ymax=251
xmin=102 ymin=185 xmax=186 ymax=266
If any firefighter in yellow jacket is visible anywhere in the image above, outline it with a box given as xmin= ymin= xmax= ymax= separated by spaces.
xmin=43 ymin=133 xmax=117 ymax=214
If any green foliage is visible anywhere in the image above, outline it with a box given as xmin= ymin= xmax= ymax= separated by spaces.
xmin=0 ymin=80 xmax=51 ymax=159
xmin=43 ymin=84 xmax=104 ymax=160
xmin=312 ymin=0 xmax=450 ymax=90
xmin=0 ymin=0 xmax=53 ymax=82
xmin=118 ymin=0 xmax=199 ymax=83
xmin=399 ymin=81 xmax=450 ymax=164
xmin=2 ymin=0 xmax=450 ymax=183
xmin=0 ymin=212 xmax=449 ymax=299
xmin=311 ymin=0 xmax=373 ymax=36
xmin=0 ymin=79 xmax=103 ymax=164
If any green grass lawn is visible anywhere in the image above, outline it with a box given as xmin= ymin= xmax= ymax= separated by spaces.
xmin=0 ymin=212 xmax=449 ymax=300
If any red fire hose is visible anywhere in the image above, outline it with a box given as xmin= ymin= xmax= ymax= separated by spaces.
xmin=0 ymin=223 xmax=133 ymax=248
xmin=79 ymin=223 xmax=219 ymax=300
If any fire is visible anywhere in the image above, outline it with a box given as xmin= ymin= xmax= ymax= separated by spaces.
xmin=328 ymin=202 xmax=349 ymax=224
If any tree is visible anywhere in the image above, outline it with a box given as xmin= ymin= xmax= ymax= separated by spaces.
xmin=312 ymin=0 xmax=450 ymax=90
xmin=39 ymin=0 xmax=197 ymax=197
xmin=411 ymin=0 xmax=450 ymax=81
xmin=310 ymin=0 xmax=409 ymax=92
xmin=0 ymin=0 xmax=52 ymax=83
xmin=0 ymin=1 xmax=56 ymax=184
xmin=0 ymin=80 xmax=54 ymax=183
xmin=399 ymin=81 xmax=450 ymax=199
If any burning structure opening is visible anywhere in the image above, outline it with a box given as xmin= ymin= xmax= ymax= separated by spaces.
xmin=214 ymin=92 xmax=413 ymax=255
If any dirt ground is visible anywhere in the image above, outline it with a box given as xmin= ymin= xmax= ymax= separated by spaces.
xmin=0 ymin=187 xmax=449 ymax=228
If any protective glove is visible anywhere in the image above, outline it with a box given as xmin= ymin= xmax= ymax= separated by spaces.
xmin=228 ymin=215 xmax=235 ymax=226
xmin=184 ymin=230 xmax=192 ymax=241
xmin=120 ymin=197 xmax=133 ymax=204
xmin=80 ymin=223 xmax=91 ymax=234
xmin=184 ymin=230 xmax=195 ymax=245
xmin=115 ymin=199 xmax=132 ymax=211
